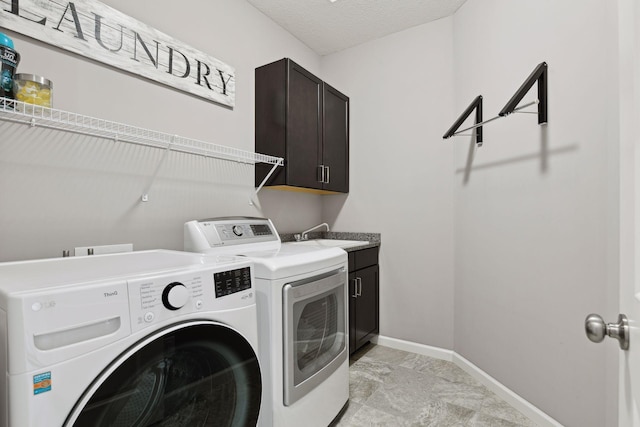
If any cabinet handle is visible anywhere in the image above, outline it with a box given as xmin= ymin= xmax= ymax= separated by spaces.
xmin=325 ymin=166 xmax=330 ymax=184
xmin=351 ymin=278 xmax=358 ymax=298
xmin=356 ymin=277 xmax=362 ymax=296
xmin=318 ymin=164 xmax=325 ymax=183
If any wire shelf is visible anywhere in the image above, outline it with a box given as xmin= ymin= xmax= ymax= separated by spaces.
xmin=0 ymin=98 xmax=284 ymax=166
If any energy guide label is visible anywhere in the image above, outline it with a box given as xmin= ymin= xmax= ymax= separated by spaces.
xmin=33 ymin=372 xmax=51 ymax=395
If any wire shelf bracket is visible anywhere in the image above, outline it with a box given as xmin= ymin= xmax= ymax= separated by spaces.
xmin=443 ymin=62 xmax=548 ymax=147
xmin=0 ymin=99 xmax=284 ymax=203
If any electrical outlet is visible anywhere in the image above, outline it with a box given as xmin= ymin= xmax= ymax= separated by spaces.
xmin=74 ymin=244 xmax=133 ymax=257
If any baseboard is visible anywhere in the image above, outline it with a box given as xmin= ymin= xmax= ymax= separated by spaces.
xmin=453 ymin=353 xmax=563 ymax=427
xmin=372 ymin=335 xmax=454 ymax=361
xmin=373 ymin=335 xmax=563 ymax=427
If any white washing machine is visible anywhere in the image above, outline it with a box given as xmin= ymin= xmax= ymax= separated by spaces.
xmin=0 ymin=249 xmax=263 ymax=427
xmin=185 ymin=217 xmax=349 ymax=427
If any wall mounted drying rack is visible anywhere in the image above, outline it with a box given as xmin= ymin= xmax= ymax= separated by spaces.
xmin=443 ymin=62 xmax=548 ymax=147
xmin=0 ymin=99 xmax=284 ymax=203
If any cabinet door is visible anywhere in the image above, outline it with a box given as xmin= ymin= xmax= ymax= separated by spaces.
xmin=322 ymin=83 xmax=349 ymax=193
xmin=255 ymin=59 xmax=287 ymax=187
xmin=287 ymin=61 xmax=323 ymax=190
xmin=354 ymin=265 xmax=379 ymax=348
xmin=349 ymin=272 xmax=357 ymax=354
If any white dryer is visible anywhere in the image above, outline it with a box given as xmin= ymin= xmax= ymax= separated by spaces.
xmin=0 ymin=250 xmax=263 ymax=427
xmin=185 ymin=217 xmax=349 ymax=427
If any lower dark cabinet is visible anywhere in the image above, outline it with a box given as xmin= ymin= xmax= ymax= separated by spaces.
xmin=348 ymin=247 xmax=379 ymax=355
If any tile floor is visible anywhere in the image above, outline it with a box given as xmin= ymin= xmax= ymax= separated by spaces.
xmin=330 ymin=344 xmax=538 ymax=427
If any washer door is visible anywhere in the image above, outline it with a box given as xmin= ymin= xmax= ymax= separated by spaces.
xmin=65 ymin=321 xmax=261 ymax=427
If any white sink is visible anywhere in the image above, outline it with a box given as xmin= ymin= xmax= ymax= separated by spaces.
xmin=287 ymin=239 xmax=369 ymax=249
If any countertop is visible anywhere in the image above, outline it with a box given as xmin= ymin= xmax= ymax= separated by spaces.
xmin=279 ymin=231 xmax=381 ymax=252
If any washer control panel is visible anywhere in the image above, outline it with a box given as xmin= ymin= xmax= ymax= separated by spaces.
xmin=214 ymin=267 xmax=252 ymax=298
xmin=128 ymin=261 xmax=254 ymax=333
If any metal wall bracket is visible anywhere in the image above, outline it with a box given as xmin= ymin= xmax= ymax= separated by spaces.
xmin=443 ymin=95 xmax=483 ymax=146
xmin=442 ymin=62 xmax=548 ymax=146
xmin=499 ymin=62 xmax=548 ymax=124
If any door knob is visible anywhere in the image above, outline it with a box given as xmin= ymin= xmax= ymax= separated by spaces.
xmin=584 ymin=313 xmax=629 ymax=350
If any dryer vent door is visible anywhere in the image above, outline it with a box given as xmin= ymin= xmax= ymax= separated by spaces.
xmin=65 ymin=322 xmax=262 ymax=427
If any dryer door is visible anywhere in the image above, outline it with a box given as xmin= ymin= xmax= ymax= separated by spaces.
xmin=282 ymin=268 xmax=347 ymax=406
xmin=65 ymin=321 xmax=261 ymax=427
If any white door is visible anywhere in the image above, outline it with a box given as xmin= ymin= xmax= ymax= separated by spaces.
xmin=587 ymin=0 xmax=640 ymax=424
xmin=618 ymin=0 xmax=640 ymax=425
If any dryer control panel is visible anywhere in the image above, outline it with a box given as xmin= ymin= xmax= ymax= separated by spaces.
xmin=184 ymin=217 xmax=280 ymax=252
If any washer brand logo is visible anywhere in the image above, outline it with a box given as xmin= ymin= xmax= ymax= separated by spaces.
xmin=103 ymin=290 xmax=118 ymax=298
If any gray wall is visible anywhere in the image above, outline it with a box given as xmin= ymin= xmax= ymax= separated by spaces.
xmin=320 ymin=0 xmax=620 ymax=425
xmin=0 ymin=0 xmax=322 ymax=261
xmin=451 ymin=1 xmax=618 ymax=426
xmin=321 ymin=18 xmax=456 ymax=350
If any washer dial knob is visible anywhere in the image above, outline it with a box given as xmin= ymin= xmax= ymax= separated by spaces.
xmin=232 ymin=225 xmax=244 ymax=236
xmin=162 ymin=282 xmax=189 ymax=310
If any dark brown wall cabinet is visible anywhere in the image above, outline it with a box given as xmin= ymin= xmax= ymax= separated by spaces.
xmin=348 ymin=247 xmax=379 ymax=355
xmin=255 ymin=58 xmax=349 ymax=194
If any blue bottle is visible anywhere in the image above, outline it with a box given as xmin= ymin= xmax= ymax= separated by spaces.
xmin=0 ymin=32 xmax=20 ymax=100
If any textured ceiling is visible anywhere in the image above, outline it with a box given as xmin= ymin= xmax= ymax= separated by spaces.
xmin=246 ymin=0 xmax=468 ymax=55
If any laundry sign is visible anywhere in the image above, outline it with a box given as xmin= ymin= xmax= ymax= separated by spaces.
xmin=1 ymin=0 xmax=236 ymax=107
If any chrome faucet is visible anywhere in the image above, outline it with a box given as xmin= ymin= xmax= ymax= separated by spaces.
xmin=297 ymin=223 xmax=330 ymax=241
